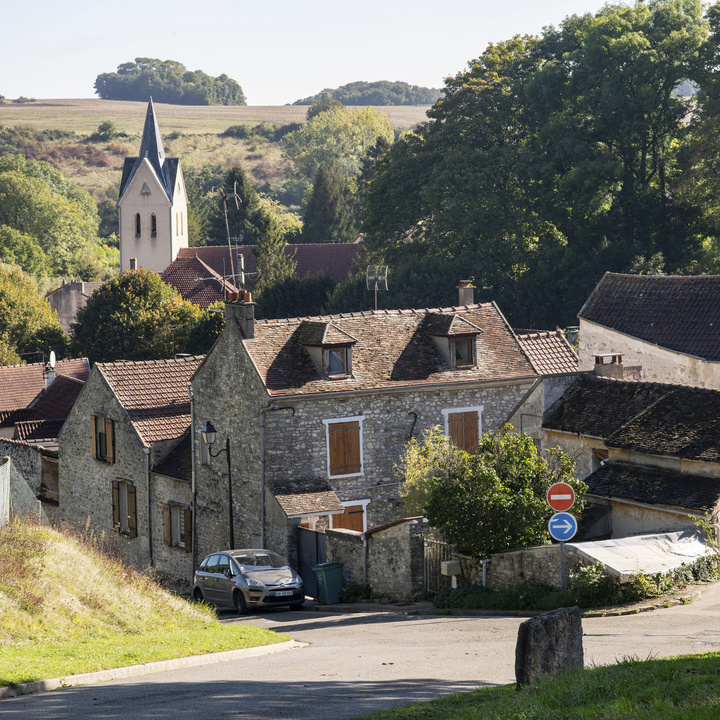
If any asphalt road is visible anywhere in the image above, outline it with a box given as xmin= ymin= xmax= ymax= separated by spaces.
xmin=4 ymin=586 xmax=720 ymax=720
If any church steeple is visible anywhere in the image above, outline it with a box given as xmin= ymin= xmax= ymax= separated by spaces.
xmin=138 ymin=98 xmax=166 ymax=180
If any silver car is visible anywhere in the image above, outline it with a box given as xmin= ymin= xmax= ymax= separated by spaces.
xmin=193 ymin=549 xmax=305 ymax=613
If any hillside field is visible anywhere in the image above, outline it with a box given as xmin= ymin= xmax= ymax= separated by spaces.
xmin=0 ymin=98 xmax=431 ymax=134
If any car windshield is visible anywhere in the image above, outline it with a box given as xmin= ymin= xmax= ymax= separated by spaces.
xmin=231 ymin=550 xmax=288 ymax=568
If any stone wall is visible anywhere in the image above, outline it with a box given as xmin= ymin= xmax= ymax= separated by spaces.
xmin=58 ymin=369 xmax=152 ymax=569
xmin=460 ymin=545 xmax=587 ymax=591
xmin=507 ymin=375 xmax=580 ymax=439
xmin=0 ymin=438 xmax=57 ymax=524
xmin=326 ymin=528 xmax=365 ymax=585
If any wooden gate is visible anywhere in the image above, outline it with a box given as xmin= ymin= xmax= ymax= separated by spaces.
xmin=424 ymin=538 xmax=454 ymax=598
xmin=296 ymin=526 xmax=327 ymax=599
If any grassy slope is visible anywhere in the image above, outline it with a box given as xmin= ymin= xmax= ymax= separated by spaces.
xmin=0 ymin=99 xmax=430 ymax=201
xmin=0 ymin=519 xmax=287 ymax=687
xmin=358 ymin=653 xmax=720 ymax=719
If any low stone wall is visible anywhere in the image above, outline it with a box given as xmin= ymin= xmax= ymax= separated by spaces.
xmin=460 ymin=545 xmax=587 ymax=590
xmin=325 ymin=518 xmax=426 ymax=601
xmin=326 ymin=528 xmax=364 ymax=585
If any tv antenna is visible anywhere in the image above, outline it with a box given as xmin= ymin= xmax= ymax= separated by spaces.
xmin=366 ymin=265 xmax=388 ymax=311
xmin=211 ymin=182 xmax=242 ymax=288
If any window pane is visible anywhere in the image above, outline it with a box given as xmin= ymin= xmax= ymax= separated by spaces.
xmin=328 ymin=349 xmax=345 ymax=375
xmin=455 ymin=338 xmax=472 ymax=365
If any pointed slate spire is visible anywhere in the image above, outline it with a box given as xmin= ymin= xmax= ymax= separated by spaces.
xmin=138 ymin=97 xmax=167 ymax=190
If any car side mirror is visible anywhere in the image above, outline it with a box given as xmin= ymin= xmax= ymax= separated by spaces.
xmin=224 ymin=568 xmax=233 ymax=578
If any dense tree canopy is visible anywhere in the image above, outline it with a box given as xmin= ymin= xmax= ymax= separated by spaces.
xmin=301 ymin=161 xmax=357 ymax=243
xmin=350 ymin=0 xmax=713 ymax=328
xmin=0 ymin=265 xmax=66 ymax=366
xmin=398 ymin=427 xmax=584 ymax=557
xmin=282 ymin=105 xmax=395 ymax=181
xmin=94 ymin=58 xmax=246 ymax=105
xmin=294 ymin=81 xmax=442 ymax=106
xmin=0 ymin=155 xmax=101 ymax=277
xmin=69 ymin=269 xmax=203 ymax=364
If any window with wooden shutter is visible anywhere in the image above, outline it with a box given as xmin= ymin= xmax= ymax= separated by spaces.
xmin=164 ymin=503 xmax=192 ymax=550
xmin=332 ymin=503 xmax=367 ymax=532
xmin=92 ymin=416 xmax=114 ymax=464
xmin=113 ymin=480 xmax=137 ymax=538
xmin=324 ymin=417 xmax=363 ymax=477
xmin=443 ymin=406 xmax=483 ymax=453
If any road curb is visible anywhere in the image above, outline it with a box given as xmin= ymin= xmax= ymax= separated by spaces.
xmin=0 ymin=639 xmax=307 ymax=700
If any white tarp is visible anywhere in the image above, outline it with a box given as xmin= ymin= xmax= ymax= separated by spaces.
xmin=567 ymin=530 xmax=713 ymax=582
xmin=0 ymin=456 xmax=10 ymax=526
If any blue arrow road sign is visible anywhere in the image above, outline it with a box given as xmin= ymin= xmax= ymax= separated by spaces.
xmin=548 ymin=512 xmax=577 ymax=542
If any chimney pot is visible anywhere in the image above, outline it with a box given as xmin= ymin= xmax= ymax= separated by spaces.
xmin=458 ymin=279 xmax=476 ymax=306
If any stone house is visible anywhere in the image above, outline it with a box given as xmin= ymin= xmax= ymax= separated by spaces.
xmin=541 ymin=373 xmax=720 ymax=539
xmin=58 ymin=356 xmax=203 ymax=589
xmin=46 ymin=281 xmax=103 ymax=333
xmin=189 ymin=288 xmax=580 ymax=572
xmin=578 ymin=273 xmax=720 ymax=388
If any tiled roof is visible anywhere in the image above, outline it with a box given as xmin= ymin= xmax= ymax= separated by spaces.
xmin=516 ymin=330 xmax=579 ymax=375
xmin=14 ymin=419 xmax=65 ymax=449
xmin=98 ymin=356 xmax=204 ymax=445
xmin=578 ymin=273 xmax=720 ymax=360
xmin=0 ymin=358 xmax=89 ymax=412
xmin=175 ymin=243 xmax=360 ymax=285
xmin=297 ymin=321 xmax=357 ymax=346
xmin=29 ymin=375 xmax=85 ymax=420
xmin=160 ymin=254 xmax=238 ymax=308
xmin=585 ymin=461 xmax=720 ymax=513
xmin=45 ymin=281 xmax=103 ymax=299
xmin=607 ymin=386 xmax=720 ymax=462
xmin=426 ymin=313 xmax=483 ymax=336
xmin=366 ymin=517 xmax=425 ymax=537
xmin=238 ymin=303 xmax=536 ymax=397
xmin=152 ymin=433 xmax=192 ymax=482
xmin=271 ymin=479 xmax=344 ymax=517
xmin=0 ymin=408 xmax=35 ymax=429
xmin=543 ymin=375 xmax=670 ymax=438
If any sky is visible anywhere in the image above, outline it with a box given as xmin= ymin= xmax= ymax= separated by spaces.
xmin=3 ymin=0 xmax=612 ymax=106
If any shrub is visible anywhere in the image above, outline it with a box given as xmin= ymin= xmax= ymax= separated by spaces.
xmin=221 ymin=125 xmax=249 ymax=139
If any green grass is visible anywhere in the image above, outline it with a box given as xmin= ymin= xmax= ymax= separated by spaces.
xmin=0 ymin=519 xmax=288 ymax=687
xmin=356 ymin=653 xmax=720 ymax=719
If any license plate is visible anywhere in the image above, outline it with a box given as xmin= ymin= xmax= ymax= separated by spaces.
xmin=274 ymin=590 xmax=293 ymax=597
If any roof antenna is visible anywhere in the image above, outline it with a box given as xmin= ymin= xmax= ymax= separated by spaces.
xmin=211 ymin=182 xmax=242 ymax=289
xmin=366 ymin=265 xmax=388 ymax=311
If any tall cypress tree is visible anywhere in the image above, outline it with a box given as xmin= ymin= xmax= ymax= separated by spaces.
xmin=302 ymin=161 xmax=357 ymax=243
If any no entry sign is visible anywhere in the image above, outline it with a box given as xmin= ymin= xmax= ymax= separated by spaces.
xmin=546 ymin=482 xmax=575 ymax=512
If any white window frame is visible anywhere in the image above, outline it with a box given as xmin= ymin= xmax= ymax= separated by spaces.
xmin=322 ymin=415 xmax=365 ymax=479
xmin=441 ymin=405 xmax=484 ymax=443
xmin=170 ymin=504 xmax=187 ymax=548
xmin=329 ymin=499 xmax=370 ymax=533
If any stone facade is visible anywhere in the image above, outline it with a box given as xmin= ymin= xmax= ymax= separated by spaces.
xmin=326 ymin=528 xmax=365 ymax=585
xmin=191 ymin=317 xmax=537 ymax=565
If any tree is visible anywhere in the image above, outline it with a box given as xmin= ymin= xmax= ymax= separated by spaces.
xmin=0 ymin=155 xmax=101 ymax=277
xmin=282 ymin=105 xmax=395 ymax=181
xmin=397 ymin=426 xmax=585 ymax=557
xmin=69 ymin=269 xmax=203 ymax=364
xmin=302 ymin=161 xmax=357 ymax=243
xmin=294 ymin=81 xmax=442 ymax=106
xmin=306 ymin=97 xmax=343 ymax=121
xmin=358 ymin=1 xmax=709 ymax=328
xmin=209 ymin=165 xmax=264 ymax=245
xmin=255 ymin=272 xmax=335 ymax=319
xmin=0 ymin=265 xmax=66 ymax=366
xmin=94 ymin=58 xmax=246 ymax=105
xmin=252 ymin=212 xmax=297 ymax=297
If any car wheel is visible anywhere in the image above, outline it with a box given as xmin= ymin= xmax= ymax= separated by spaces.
xmin=193 ymin=588 xmax=204 ymax=603
xmin=234 ymin=590 xmax=249 ymax=615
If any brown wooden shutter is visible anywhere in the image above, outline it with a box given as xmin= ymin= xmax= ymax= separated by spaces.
xmin=184 ymin=508 xmax=193 ymax=553
xmin=328 ymin=421 xmax=361 ymax=476
xmin=163 ymin=504 xmax=171 ymax=546
xmin=112 ymin=480 xmax=120 ymax=531
xmin=334 ymin=504 xmax=364 ymax=532
xmin=448 ymin=411 xmax=479 ymax=453
xmin=106 ymin=419 xmax=115 ymax=464
xmin=127 ymin=483 xmax=137 ymax=538
xmin=91 ymin=416 xmax=97 ymax=459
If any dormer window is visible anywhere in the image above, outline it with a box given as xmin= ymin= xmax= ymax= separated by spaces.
xmin=298 ymin=320 xmax=358 ymax=380
xmin=453 ymin=336 xmax=475 ymax=367
xmin=326 ymin=346 xmax=351 ymax=377
xmin=427 ymin=313 xmax=482 ymax=370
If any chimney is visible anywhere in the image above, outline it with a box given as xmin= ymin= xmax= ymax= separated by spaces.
xmin=594 ymin=353 xmax=642 ymax=381
xmin=458 ymin=279 xmax=475 ymax=306
xmin=44 ymin=365 xmax=55 ymax=390
xmin=130 ymin=258 xmax=137 ymax=270
xmin=224 ymin=292 xmax=255 ymax=339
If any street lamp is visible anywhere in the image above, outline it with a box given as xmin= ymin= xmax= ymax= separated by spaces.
xmin=200 ymin=420 xmax=234 ymax=549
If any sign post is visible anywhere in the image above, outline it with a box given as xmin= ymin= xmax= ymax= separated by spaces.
xmin=546 ymin=483 xmax=577 ymax=591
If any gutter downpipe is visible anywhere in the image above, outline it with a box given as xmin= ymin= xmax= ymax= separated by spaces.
xmin=188 ymin=383 xmax=197 ymax=576
xmin=260 ymin=403 xmax=296 ymax=549
xmin=143 ymin=447 xmax=153 ymax=566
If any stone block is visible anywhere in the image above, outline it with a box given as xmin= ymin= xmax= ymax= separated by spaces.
xmin=515 ymin=606 xmax=583 ymax=689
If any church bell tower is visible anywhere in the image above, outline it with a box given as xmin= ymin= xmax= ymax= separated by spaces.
xmin=117 ymin=99 xmax=188 ymax=272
